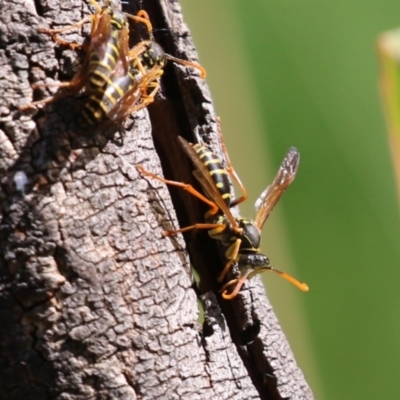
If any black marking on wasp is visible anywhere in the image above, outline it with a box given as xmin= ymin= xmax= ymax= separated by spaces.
xmin=80 ymin=38 xmax=166 ymax=124
xmin=137 ymin=134 xmax=308 ymax=300
xmin=20 ymin=3 xmax=206 ymax=126
xmin=79 ymin=8 xmax=206 ymax=124
xmin=19 ymin=0 xmax=152 ymax=111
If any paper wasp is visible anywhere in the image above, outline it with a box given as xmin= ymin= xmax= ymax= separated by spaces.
xmin=137 ymin=135 xmax=308 ymax=300
xmin=19 ymin=0 xmax=153 ymax=112
xmin=81 ymin=39 xmax=206 ymax=124
xmin=20 ymin=1 xmax=206 ymax=125
xmin=78 ymin=10 xmax=206 ymax=123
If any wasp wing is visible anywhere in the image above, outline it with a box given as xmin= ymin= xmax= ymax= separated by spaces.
xmin=254 ymin=147 xmax=300 ymax=231
xmin=89 ymin=11 xmax=130 ymax=79
xmin=178 ymin=136 xmax=238 ymax=228
xmin=106 ymin=50 xmax=164 ymax=121
xmin=111 ymin=25 xmax=130 ymax=78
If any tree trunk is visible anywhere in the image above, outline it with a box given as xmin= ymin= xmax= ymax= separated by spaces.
xmin=0 ymin=0 xmax=314 ymax=399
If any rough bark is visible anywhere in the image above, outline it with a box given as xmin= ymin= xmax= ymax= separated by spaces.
xmin=0 ymin=0 xmax=314 ymax=399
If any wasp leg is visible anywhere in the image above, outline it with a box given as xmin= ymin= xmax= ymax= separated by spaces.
xmin=19 ymin=96 xmax=59 ymax=111
xmin=137 ymin=165 xmax=220 ymax=217
xmin=19 ymin=75 xmax=87 ymax=111
xmin=126 ymin=10 xmax=153 ymax=35
xmin=124 ymin=80 xmax=161 ymax=116
xmin=89 ymin=0 xmax=102 ymax=12
xmin=124 ymin=97 xmax=154 ymax=116
xmin=217 ymin=238 xmax=242 ymax=282
xmin=164 ymin=223 xmax=226 ymax=237
xmin=37 ymin=0 xmax=103 ymax=48
xmin=141 ymin=74 xmax=162 ymax=97
xmin=38 ymin=15 xmax=92 ymax=49
xmin=38 ymin=16 xmax=91 ymax=35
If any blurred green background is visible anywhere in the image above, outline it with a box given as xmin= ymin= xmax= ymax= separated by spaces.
xmin=180 ymin=1 xmax=400 ymax=399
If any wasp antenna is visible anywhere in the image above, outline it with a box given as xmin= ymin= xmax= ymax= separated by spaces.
xmin=220 ymin=273 xmax=251 ymax=300
xmin=166 ymin=54 xmax=206 ymax=78
xmin=221 ymin=279 xmax=244 ymax=300
xmin=270 ymin=267 xmax=309 ymax=292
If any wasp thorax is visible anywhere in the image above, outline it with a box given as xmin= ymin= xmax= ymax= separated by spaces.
xmin=109 ymin=10 xmax=127 ymax=29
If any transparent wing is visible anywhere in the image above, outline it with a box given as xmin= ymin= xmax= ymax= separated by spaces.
xmin=112 ymin=26 xmax=130 ymax=77
xmin=88 ymin=11 xmax=113 ymax=63
xmin=178 ymin=136 xmax=238 ymax=229
xmin=254 ymin=147 xmax=300 ymax=231
xmin=90 ymin=12 xmax=129 ymax=78
xmin=105 ymin=42 xmax=155 ymax=121
xmin=107 ymin=62 xmax=163 ymax=121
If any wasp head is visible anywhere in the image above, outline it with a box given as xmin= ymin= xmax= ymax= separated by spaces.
xmin=237 ymin=218 xmax=261 ymax=251
xmin=140 ymin=41 xmax=167 ymax=69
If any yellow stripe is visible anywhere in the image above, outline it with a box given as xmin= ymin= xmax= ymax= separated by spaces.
xmin=105 ymin=52 xmax=116 ymax=65
xmin=222 ymin=193 xmax=231 ymax=199
xmin=195 ymin=145 xmax=207 ymax=152
xmin=198 ymin=150 xmax=212 ymax=159
xmin=111 ymin=22 xmax=123 ymax=30
xmin=90 ymin=60 xmax=113 ymax=73
xmin=204 ymin=158 xmax=221 ymax=166
xmin=209 ymin=169 xmax=226 ymax=176
xmin=89 ymin=71 xmax=110 ymax=87
xmin=107 ymin=79 xmax=125 ymax=97
xmin=102 ymin=89 xmax=118 ymax=106
xmin=84 ymin=103 xmax=103 ymax=120
xmin=108 ymin=42 xmax=119 ymax=58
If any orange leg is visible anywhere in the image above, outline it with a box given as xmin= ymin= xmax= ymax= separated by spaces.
xmin=19 ymin=75 xmax=87 ymax=111
xmin=127 ymin=11 xmax=153 ymax=35
xmin=124 ymin=79 xmax=162 ymax=115
xmin=217 ymin=238 xmax=241 ymax=282
xmin=38 ymin=15 xmax=91 ymax=35
xmin=126 ymin=95 xmax=155 ymax=116
xmin=164 ymin=223 xmax=226 ymax=237
xmin=19 ymin=95 xmax=58 ymax=111
xmin=38 ymin=15 xmax=92 ymax=50
xmin=136 ymin=165 xmax=220 ymax=217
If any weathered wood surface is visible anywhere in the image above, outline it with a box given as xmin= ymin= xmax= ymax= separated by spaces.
xmin=0 ymin=0 xmax=314 ymax=399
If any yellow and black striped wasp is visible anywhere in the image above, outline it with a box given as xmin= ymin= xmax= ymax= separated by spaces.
xmin=76 ymin=5 xmax=206 ymax=124
xmin=81 ymin=37 xmax=206 ymax=124
xmin=137 ymin=135 xmax=308 ymax=300
xmin=19 ymin=0 xmax=152 ymax=111
xmin=20 ymin=1 xmax=206 ymax=125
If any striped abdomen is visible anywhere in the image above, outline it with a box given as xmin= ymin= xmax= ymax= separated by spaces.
xmin=81 ymin=71 xmax=138 ymax=124
xmin=193 ymin=143 xmax=231 ymax=207
xmin=81 ymin=40 xmax=167 ymax=124
xmin=85 ymin=9 xmax=127 ymax=94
